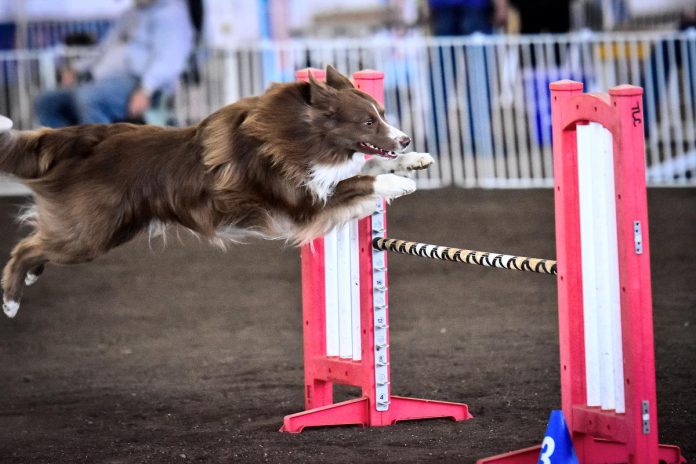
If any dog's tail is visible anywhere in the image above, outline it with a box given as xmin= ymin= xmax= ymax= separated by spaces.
xmin=0 ymin=116 xmax=46 ymax=180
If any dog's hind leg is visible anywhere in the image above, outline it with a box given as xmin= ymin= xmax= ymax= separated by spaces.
xmin=24 ymin=263 xmax=45 ymax=286
xmin=2 ymin=234 xmax=48 ymax=318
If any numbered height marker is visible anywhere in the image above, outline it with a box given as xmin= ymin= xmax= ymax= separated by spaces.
xmin=538 ymin=410 xmax=578 ymax=464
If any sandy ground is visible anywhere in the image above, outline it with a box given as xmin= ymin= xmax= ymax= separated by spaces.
xmin=0 ymin=188 xmax=694 ymax=463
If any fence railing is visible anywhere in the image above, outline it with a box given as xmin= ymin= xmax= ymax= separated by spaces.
xmin=1 ymin=31 xmax=695 ymax=191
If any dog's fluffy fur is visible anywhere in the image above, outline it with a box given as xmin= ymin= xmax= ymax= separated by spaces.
xmin=0 ymin=66 xmax=433 ymax=317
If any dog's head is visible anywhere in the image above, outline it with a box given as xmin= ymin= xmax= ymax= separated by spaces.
xmin=305 ymin=66 xmax=410 ymax=159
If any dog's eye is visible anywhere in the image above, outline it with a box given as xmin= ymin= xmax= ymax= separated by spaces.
xmin=364 ymin=119 xmax=374 ymax=126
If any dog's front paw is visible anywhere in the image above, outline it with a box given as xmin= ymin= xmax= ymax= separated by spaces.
xmin=374 ymin=174 xmax=417 ymax=199
xmin=400 ymin=152 xmax=434 ymax=171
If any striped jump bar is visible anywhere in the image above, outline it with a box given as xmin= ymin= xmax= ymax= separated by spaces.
xmin=372 ymin=237 xmax=557 ymax=276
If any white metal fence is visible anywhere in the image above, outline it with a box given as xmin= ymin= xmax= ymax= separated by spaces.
xmin=1 ymin=31 xmax=695 ymax=191
xmin=178 ymin=31 xmax=696 ymax=187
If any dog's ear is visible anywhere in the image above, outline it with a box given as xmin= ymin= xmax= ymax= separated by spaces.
xmin=326 ymin=65 xmax=353 ymax=90
xmin=306 ymin=73 xmax=336 ymax=108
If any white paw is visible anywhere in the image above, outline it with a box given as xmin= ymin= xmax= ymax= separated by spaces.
xmin=399 ymin=152 xmax=434 ymax=171
xmin=3 ymin=295 xmax=19 ymax=318
xmin=0 ymin=115 xmax=13 ymax=132
xmin=374 ymin=174 xmax=417 ymax=199
xmin=25 ymin=272 xmax=39 ymax=286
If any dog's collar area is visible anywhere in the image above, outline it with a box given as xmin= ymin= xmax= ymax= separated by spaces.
xmin=358 ymin=142 xmax=398 ymax=159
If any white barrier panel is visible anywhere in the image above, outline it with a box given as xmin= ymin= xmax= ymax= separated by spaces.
xmin=349 ymin=220 xmax=362 ymax=361
xmin=324 ymin=221 xmax=362 ymax=361
xmin=336 ymin=223 xmax=353 ymax=359
xmin=577 ymin=122 xmax=625 ymax=413
xmin=577 ymin=124 xmax=601 ymax=408
xmin=324 ymin=229 xmax=339 ymax=357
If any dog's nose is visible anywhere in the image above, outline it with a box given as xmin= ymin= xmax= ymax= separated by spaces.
xmin=398 ymin=135 xmax=411 ymax=149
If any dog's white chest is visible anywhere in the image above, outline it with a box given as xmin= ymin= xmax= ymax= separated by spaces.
xmin=306 ymin=154 xmax=366 ymax=202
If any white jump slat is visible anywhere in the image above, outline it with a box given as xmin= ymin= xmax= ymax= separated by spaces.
xmin=336 ymin=223 xmax=354 ymax=359
xmin=324 ymin=229 xmax=339 ymax=357
xmin=577 ymin=123 xmax=601 ymax=408
xmin=591 ymin=123 xmax=616 ymax=411
xmin=577 ymin=122 xmax=625 ymax=413
xmin=349 ymin=220 xmax=362 ymax=361
xmin=597 ymin=124 xmax=625 ymax=414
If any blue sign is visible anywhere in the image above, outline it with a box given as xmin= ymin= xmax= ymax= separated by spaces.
xmin=538 ymin=410 xmax=579 ymax=464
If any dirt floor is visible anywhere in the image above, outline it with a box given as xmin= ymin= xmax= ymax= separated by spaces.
xmin=0 ymin=188 xmax=694 ymax=463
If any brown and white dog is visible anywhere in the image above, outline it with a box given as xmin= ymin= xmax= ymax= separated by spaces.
xmin=0 ymin=65 xmax=433 ymax=318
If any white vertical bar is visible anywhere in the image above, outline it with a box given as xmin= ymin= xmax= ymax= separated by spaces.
xmin=324 ymin=230 xmax=339 ymax=357
xmin=239 ymin=49 xmax=251 ymax=98
xmin=540 ymin=38 xmax=556 ymax=184
xmin=596 ymin=126 xmax=625 ymax=413
xmin=577 ymin=123 xmax=601 ymax=408
xmin=515 ymin=43 xmax=531 ymax=184
xmin=528 ymin=41 xmax=544 ymax=184
xmin=667 ymin=39 xmax=686 ymax=184
xmin=413 ymin=43 xmax=435 ymax=181
xmin=579 ymin=123 xmax=625 ymax=412
xmin=468 ymin=38 xmax=494 ymax=185
xmin=617 ymin=37 xmax=629 ymax=85
xmin=349 ymin=220 xmax=362 ymax=361
xmin=590 ymin=124 xmax=616 ymax=411
xmin=604 ymin=37 xmax=617 ymax=88
xmin=591 ymin=40 xmax=605 ymax=91
xmin=654 ymin=40 xmax=674 ymax=177
xmin=251 ymin=46 xmax=262 ymax=95
xmin=439 ymin=43 xmax=456 ymax=187
xmin=223 ymin=52 xmax=240 ymax=106
xmin=348 ymin=45 xmax=360 ymax=74
xmin=500 ymin=44 xmax=519 ymax=184
xmin=429 ymin=43 xmax=450 ymax=185
xmin=444 ymin=45 xmax=463 ymax=187
xmin=628 ymin=40 xmax=641 ymax=101
xmin=38 ymin=51 xmax=57 ymax=89
xmin=680 ymin=37 xmax=696 ymax=158
xmin=336 ymin=224 xmax=353 ymax=359
xmin=487 ymin=43 xmax=506 ymax=186
xmin=642 ymin=38 xmax=661 ymax=183
xmin=454 ymin=44 xmax=475 ymax=187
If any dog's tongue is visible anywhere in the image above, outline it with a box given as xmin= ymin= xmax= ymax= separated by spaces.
xmin=361 ymin=145 xmax=382 ymax=155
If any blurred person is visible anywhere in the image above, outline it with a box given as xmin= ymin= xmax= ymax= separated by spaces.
xmin=34 ymin=0 xmax=194 ymax=128
xmin=428 ymin=0 xmax=508 ymax=36
xmin=426 ymin=0 xmax=508 ymax=163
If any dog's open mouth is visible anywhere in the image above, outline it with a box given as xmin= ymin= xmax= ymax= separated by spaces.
xmin=359 ymin=142 xmax=398 ymax=159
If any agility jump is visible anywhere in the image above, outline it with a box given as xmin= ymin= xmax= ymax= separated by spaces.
xmin=372 ymin=237 xmax=557 ymax=275
xmin=281 ymin=69 xmax=685 ymax=464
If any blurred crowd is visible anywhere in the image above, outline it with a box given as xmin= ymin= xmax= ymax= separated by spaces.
xmin=0 ymin=0 xmax=693 ymax=126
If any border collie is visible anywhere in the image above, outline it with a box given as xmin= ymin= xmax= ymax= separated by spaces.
xmin=0 ymin=65 xmax=433 ymax=318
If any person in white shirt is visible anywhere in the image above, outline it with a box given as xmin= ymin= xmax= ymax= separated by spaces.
xmin=34 ymin=0 xmax=194 ymax=127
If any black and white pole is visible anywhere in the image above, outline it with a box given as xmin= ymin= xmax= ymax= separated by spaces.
xmin=372 ymin=238 xmax=557 ymax=276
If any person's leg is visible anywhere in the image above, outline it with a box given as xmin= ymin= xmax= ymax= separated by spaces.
xmin=74 ymin=74 xmax=139 ymax=124
xmin=34 ymin=88 xmax=79 ymax=128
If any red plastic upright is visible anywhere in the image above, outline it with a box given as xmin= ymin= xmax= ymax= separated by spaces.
xmin=477 ymin=82 xmax=685 ymax=462
xmin=281 ymin=68 xmax=472 ymax=433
